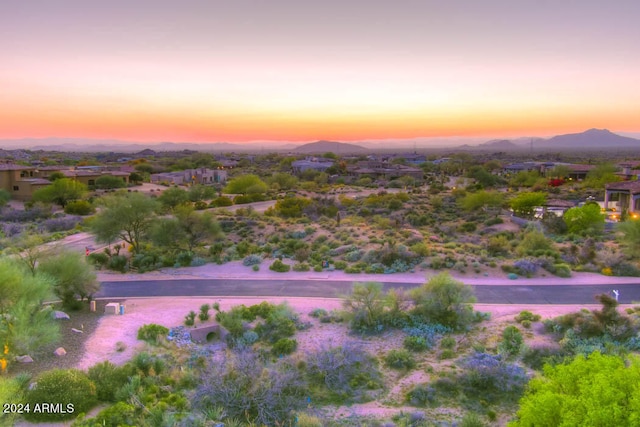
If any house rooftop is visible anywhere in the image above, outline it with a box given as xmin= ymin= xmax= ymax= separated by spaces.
xmin=605 ymin=180 xmax=640 ymax=194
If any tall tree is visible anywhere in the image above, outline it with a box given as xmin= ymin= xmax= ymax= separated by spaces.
xmin=410 ymin=273 xmax=476 ymax=330
xmin=157 ymin=187 xmax=190 ymax=211
xmin=90 ymin=192 xmax=159 ymax=254
xmin=223 ymin=174 xmax=268 ymax=195
xmin=151 ymin=205 xmax=223 ymax=251
xmin=509 ymin=192 xmax=547 ymax=219
xmin=510 ymin=352 xmax=640 ymax=426
xmin=37 ymin=250 xmax=99 ymax=308
xmin=563 ymin=202 xmax=605 ymax=236
xmin=32 ymin=178 xmax=87 ymax=208
xmin=0 ymin=258 xmax=59 ymax=360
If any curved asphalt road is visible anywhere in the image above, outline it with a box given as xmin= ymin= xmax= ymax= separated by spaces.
xmin=96 ymin=279 xmax=640 ymax=304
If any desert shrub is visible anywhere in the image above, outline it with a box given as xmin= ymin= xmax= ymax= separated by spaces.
xmin=87 ymin=252 xmax=109 ymax=268
xmin=460 ymin=222 xmax=477 ymax=233
xmin=384 ymin=349 xmax=417 ymax=370
xmin=513 ymin=258 xmax=539 ymax=277
xmin=210 ymin=196 xmax=233 ymax=207
xmin=517 ymin=230 xmax=555 ymax=256
xmin=457 ymin=352 xmax=527 ymax=403
xmin=294 ymin=413 xmax=324 ymax=427
xmin=254 ymin=306 xmax=297 ymax=343
xmin=406 ymin=384 xmax=437 ymax=406
xmin=108 ymin=255 xmax=128 ymax=272
xmin=184 ymin=310 xmax=196 ymax=326
xmin=612 ymin=262 xmax=640 ymax=277
xmin=460 ymin=412 xmax=487 ymax=427
xmin=309 ymin=308 xmax=328 ymax=318
xmin=270 ymin=259 xmax=291 ymax=272
xmin=242 ymin=254 xmax=262 ymax=266
xmin=137 ymin=323 xmax=169 ymax=345
xmin=499 ymin=325 xmax=524 ymax=356
xmin=24 ymin=369 xmax=97 ymax=421
xmin=403 ymin=322 xmax=452 ymax=350
xmin=550 ymin=263 xmax=572 ymax=277
xmin=176 ymin=251 xmax=193 ymax=267
xmin=344 ymin=249 xmax=363 ymax=262
xmin=521 ymin=345 xmax=566 ymax=370
xmin=74 ymin=401 xmax=137 ymax=427
xmin=293 ymin=262 xmax=310 ymax=272
xmin=64 ymin=200 xmax=95 ymax=215
xmin=41 ymin=216 xmax=82 ymax=232
xmin=199 ymin=304 xmax=211 ymax=321
xmin=87 ymin=361 xmax=131 ymax=402
xmin=194 ymin=200 xmax=208 ymax=210
xmin=440 ymin=336 xmax=456 ymax=349
xmin=1 ymin=204 xmax=52 ymax=222
xmin=404 ymin=336 xmax=430 ymax=352
xmin=272 ymin=338 xmax=298 ymax=355
xmin=484 ymin=217 xmax=504 ymax=226
xmin=248 ymin=301 xmax=276 ymax=319
xmin=306 ymin=343 xmax=381 ymax=404
xmin=334 ymin=260 xmax=348 ymax=270
xmin=515 ymin=310 xmax=541 ymax=323
xmin=193 ymin=350 xmax=305 ymax=426
xmin=410 ymin=273 xmax=477 ymax=330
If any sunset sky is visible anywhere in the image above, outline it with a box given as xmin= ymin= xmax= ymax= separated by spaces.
xmin=1 ymin=0 xmax=639 ymax=143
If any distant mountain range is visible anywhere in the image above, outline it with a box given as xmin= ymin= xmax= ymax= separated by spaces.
xmin=472 ymin=129 xmax=639 ymax=150
xmin=293 ymin=140 xmax=368 ymax=153
xmin=0 ymin=129 xmax=638 ymax=153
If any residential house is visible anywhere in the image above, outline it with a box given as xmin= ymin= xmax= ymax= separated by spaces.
xmin=604 ymin=180 xmax=640 ymax=214
xmin=291 ymin=158 xmax=334 ymax=174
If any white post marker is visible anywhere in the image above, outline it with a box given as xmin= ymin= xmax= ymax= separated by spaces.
xmin=612 ymin=289 xmax=620 ymax=302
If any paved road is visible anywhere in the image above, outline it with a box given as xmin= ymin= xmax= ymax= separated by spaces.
xmin=96 ymin=279 xmax=640 ymax=304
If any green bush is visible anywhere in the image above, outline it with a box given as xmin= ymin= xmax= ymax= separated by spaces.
xmin=269 ymin=259 xmax=291 ymax=272
xmin=252 ymin=264 xmax=260 ymax=271
xmin=64 ymin=200 xmax=95 ymax=215
xmin=108 ymin=255 xmax=128 ymax=272
xmin=515 ymin=310 xmax=541 ymax=323
xmin=521 ymin=345 xmax=566 ymax=370
xmin=334 ymin=260 xmax=348 ymax=270
xmin=309 ymin=308 xmax=328 ymax=318
xmin=24 ymin=369 xmax=97 ymax=421
xmin=292 ymin=262 xmax=310 ymax=272
xmin=74 ymin=401 xmax=137 ymax=427
xmin=176 ymin=251 xmax=193 ymax=267
xmin=404 ymin=336 xmax=430 ymax=352
xmin=552 ymin=263 xmax=572 ymax=277
xmin=199 ymin=304 xmax=211 ymax=322
xmin=499 ymin=325 xmax=524 ymax=356
xmin=87 ymin=252 xmax=109 ymax=268
xmin=137 ymin=323 xmax=169 ymax=345
xmin=210 ymin=196 xmax=233 ymax=207
xmin=440 ymin=336 xmax=456 ymax=349
xmin=184 ymin=310 xmax=196 ymax=326
xmin=384 ymin=349 xmax=417 ymax=370
xmin=272 ymin=338 xmax=298 ymax=355
xmin=439 ymin=349 xmax=456 ymax=360
xmin=87 ymin=362 xmax=131 ymax=402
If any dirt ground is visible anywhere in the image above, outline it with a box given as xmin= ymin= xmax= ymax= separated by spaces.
xmin=77 ymin=298 xmax=612 ymax=370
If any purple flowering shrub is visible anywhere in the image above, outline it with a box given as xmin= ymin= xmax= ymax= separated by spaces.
xmin=41 ymin=216 xmax=82 ymax=232
xmin=457 ymin=352 xmax=527 ymax=401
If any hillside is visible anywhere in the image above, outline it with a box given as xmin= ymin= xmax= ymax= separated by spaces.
xmin=539 ymin=128 xmax=640 ymax=149
xmin=293 ymin=140 xmax=368 ymax=153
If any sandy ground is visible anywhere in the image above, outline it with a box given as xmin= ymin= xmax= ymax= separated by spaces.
xmin=77 ymin=297 xmax=614 ymax=371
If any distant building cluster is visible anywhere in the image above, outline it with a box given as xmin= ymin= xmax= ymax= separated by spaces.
xmin=150 ymin=168 xmax=227 ymax=186
xmin=0 ymin=164 xmax=130 ymax=200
